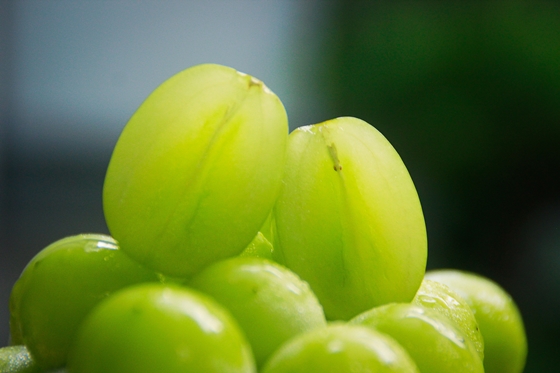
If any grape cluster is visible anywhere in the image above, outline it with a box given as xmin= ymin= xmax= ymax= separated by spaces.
xmin=1 ymin=64 xmax=527 ymax=373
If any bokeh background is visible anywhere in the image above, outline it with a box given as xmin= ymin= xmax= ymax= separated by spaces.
xmin=1 ymin=1 xmax=559 ymax=371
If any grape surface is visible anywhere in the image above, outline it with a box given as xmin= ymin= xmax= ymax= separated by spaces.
xmin=426 ymin=269 xmax=528 ymax=373
xmin=9 ymin=234 xmax=161 ymax=369
xmin=261 ymin=323 xmax=420 ymax=373
xmin=67 ymin=283 xmax=256 ymax=373
xmin=273 ymin=117 xmax=427 ymax=320
xmin=103 ymin=63 xmax=288 ymax=277
xmin=189 ymin=257 xmax=326 ymax=366
xmin=351 ymin=303 xmax=484 ymax=373
xmin=412 ymin=279 xmax=484 ymax=359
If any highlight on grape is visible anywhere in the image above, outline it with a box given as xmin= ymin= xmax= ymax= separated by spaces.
xmin=1 ymin=63 xmax=527 ymax=373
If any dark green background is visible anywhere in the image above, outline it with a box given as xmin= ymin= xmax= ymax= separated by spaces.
xmin=317 ymin=2 xmax=560 ymax=372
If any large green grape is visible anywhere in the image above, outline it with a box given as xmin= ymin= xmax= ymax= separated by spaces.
xmin=260 ymin=323 xmax=420 ymax=373
xmin=189 ymin=257 xmax=326 ymax=367
xmin=273 ymin=117 xmax=427 ymax=320
xmin=9 ymin=234 xmax=161 ymax=369
xmin=412 ymin=279 xmax=484 ymax=360
xmin=426 ymin=269 xmax=528 ymax=373
xmin=103 ymin=63 xmax=288 ymax=277
xmin=351 ymin=303 xmax=484 ymax=373
xmin=66 ymin=283 xmax=256 ymax=373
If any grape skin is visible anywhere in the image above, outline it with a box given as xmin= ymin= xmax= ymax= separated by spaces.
xmin=260 ymin=323 xmax=420 ymax=373
xmin=103 ymin=63 xmax=288 ymax=278
xmin=273 ymin=117 xmax=427 ymax=320
xmin=351 ymin=303 xmax=484 ymax=373
xmin=426 ymin=269 xmax=528 ymax=373
xmin=67 ymin=283 xmax=256 ymax=373
xmin=9 ymin=234 xmax=161 ymax=369
xmin=189 ymin=257 xmax=326 ymax=367
xmin=412 ymin=279 xmax=484 ymax=360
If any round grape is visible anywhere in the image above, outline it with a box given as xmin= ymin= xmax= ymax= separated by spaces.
xmin=67 ymin=283 xmax=256 ymax=373
xmin=9 ymin=234 xmax=161 ymax=369
xmin=189 ymin=257 xmax=326 ymax=367
xmin=412 ymin=279 xmax=484 ymax=360
xmin=351 ymin=303 xmax=484 ymax=373
xmin=260 ymin=323 xmax=420 ymax=373
xmin=426 ymin=269 xmax=528 ymax=373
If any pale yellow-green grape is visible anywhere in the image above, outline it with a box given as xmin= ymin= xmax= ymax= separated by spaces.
xmin=260 ymin=323 xmax=420 ymax=373
xmin=426 ymin=269 xmax=528 ymax=373
xmin=273 ymin=117 xmax=427 ymax=320
xmin=189 ymin=257 xmax=326 ymax=367
xmin=239 ymin=232 xmax=274 ymax=260
xmin=103 ymin=63 xmax=288 ymax=277
xmin=9 ymin=234 xmax=162 ymax=369
xmin=67 ymin=283 xmax=256 ymax=373
xmin=351 ymin=303 xmax=484 ymax=373
xmin=412 ymin=279 xmax=484 ymax=360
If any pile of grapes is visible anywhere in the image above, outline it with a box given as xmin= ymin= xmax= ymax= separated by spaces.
xmin=1 ymin=64 xmax=527 ymax=373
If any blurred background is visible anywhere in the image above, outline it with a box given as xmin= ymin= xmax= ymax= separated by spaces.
xmin=1 ymin=1 xmax=559 ymax=371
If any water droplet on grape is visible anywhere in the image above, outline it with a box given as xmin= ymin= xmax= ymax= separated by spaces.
xmin=285 ymin=282 xmax=302 ymax=295
xmin=405 ymin=307 xmax=466 ymax=349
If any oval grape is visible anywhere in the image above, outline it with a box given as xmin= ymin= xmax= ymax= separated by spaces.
xmin=273 ymin=117 xmax=427 ymax=320
xmin=103 ymin=63 xmax=288 ymax=277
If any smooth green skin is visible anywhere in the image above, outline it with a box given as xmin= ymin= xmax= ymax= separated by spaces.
xmin=0 ymin=345 xmax=39 ymax=373
xmin=426 ymin=269 xmax=528 ymax=373
xmin=9 ymin=234 xmax=161 ymax=369
xmin=273 ymin=117 xmax=427 ymax=320
xmin=66 ymin=283 xmax=256 ymax=373
xmin=260 ymin=323 xmax=420 ymax=373
xmin=239 ymin=232 xmax=274 ymax=260
xmin=103 ymin=63 xmax=288 ymax=278
xmin=412 ymin=279 xmax=484 ymax=360
xmin=189 ymin=257 xmax=326 ymax=367
xmin=351 ymin=303 xmax=484 ymax=373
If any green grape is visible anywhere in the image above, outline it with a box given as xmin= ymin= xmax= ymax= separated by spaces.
xmin=66 ymin=283 xmax=256 ymax=373
xmin=9 ymin=234 xmax=161 ymax=369
xmin=412 ymin=279 xmax=484 ymax=360
xmin=426 ymin=269 xmax=528 ymax=373
xmin=351 ymin=303 xmax=484 ymax=373
xmin=103 ymin=63 xmax=288 ymax=278
xmin=260 ymin=323 xmax=420 ymax=373
xmin=0 ymin=345 xmax=39 ymax=373
xmin=273 ymin=116 xmax=427 ymax=320
xmin=238 ymin=232 xmax=274 ymax=259
xmin=189 ymin=257 xmax=326 ymax=367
